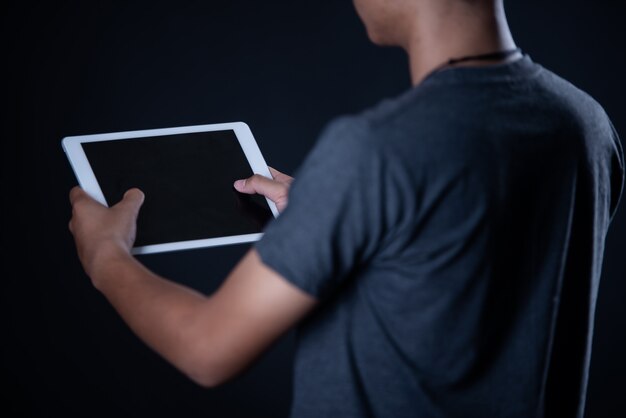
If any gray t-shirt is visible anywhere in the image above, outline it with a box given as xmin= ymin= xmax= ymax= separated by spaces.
xmin=255 ymin=55 xmax=625 ymax=418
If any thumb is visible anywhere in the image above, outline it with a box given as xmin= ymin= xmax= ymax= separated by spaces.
xmin=116 ymin=188 xmax=145 ymax=216
xmin=233 ymin=174 xmax=286 ymax=201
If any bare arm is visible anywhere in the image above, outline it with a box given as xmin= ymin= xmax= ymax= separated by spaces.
xmin=91 ymin=246 xmax=314 ymax=387
xmin=68 ymin=167 xmax=313 ymax=387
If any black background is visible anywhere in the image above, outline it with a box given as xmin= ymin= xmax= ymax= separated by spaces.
xmin=2 ymin=1 xmax=625 ymax=417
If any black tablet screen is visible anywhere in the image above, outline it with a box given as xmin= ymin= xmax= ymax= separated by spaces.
xmin=82 ymin=130 xmax=273 ymax=247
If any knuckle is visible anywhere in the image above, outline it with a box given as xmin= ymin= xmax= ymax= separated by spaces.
xmin=248 ymin=174 xmax=264 ymax=187
xmin=71 ymin=196 xmax=84 ymax=207
xmin=70 ymin=186 xmax=82 ymax=199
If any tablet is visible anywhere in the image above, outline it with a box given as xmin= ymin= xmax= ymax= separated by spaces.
xmin=62 ymin=122 xmax=279 ymax=255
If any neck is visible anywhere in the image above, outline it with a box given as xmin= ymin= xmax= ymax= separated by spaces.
xmin=405 ymin=1 xmax=518 ymax=86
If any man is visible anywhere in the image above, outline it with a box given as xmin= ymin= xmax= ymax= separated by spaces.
xmin=68 ymin=0 xmax=624 ymax=417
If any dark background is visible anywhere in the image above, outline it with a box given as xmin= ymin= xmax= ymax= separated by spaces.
xmin=2 ymin=1 xmax=624 ymax=417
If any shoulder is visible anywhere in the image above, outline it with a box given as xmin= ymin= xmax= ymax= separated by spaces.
xmin=309 ymin=85 xmax=462 ymax=181
xmin=537 ymin=65 xmax=601 ymax=108
xmin=317 ymin=85 xmax=438 ymax=152
xmin=534 ymin=66 xmax=614 ymax=135
xmin=524 ymin=65 xmax=624 ymax=214
xmin=311 ymin=113 xmax=384 ymax=166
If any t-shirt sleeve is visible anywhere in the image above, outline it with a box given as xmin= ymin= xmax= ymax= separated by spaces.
xmin=254 ymin=116 xmax=391 ymax=299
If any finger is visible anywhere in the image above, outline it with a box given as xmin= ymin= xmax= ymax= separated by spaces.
xmin=268 ymin=166 xmax=294 ymax=184
xmin=233 ymin=174 xmax=287 ymax=199
xmin=114 ymin=188 xmax=145 ymax=216
xmin=69 ymin=186 xmax=87 ymax=205
xmin=70 ymin=187 xmax=108 ymax=210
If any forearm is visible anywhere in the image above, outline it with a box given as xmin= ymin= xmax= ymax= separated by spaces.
xmin=90 ymin=248 xmax=211 ymax=383
xmin=69 ymin=186 xmax=314 ymax=388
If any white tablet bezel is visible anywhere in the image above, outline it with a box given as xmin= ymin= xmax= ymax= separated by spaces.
xmin=62 ymin=122 xmax=280 ymax=255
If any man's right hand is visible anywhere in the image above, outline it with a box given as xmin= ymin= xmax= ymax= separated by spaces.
xmin=233 ymin=166 xmax=294 ymax=213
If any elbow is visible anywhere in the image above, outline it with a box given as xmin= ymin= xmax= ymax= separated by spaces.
xmin=187 ymin=370 xmax=221 ymax=389
xmin=175 ymin=323 xmax=248 ymax=388
xmin=183 ymin=356 xmax=233 ymax=389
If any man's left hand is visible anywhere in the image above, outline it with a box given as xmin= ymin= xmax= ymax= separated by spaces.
xmin=68 ymin=187 xmax=144 ymax=281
